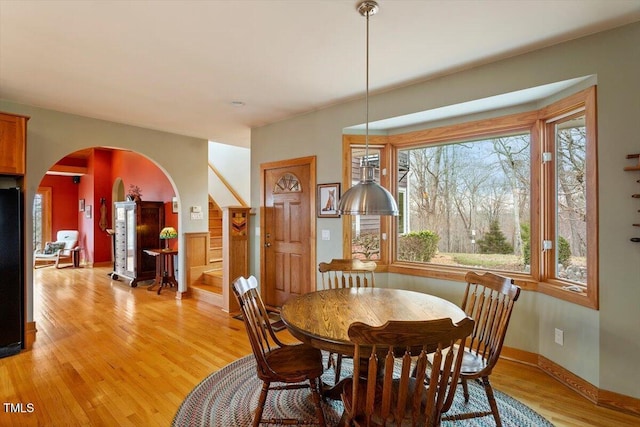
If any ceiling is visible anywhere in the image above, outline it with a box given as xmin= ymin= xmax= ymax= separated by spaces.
xmin=1 ymin=1 xmax=639 ymax=148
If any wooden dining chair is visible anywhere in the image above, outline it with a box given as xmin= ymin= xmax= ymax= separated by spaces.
xmin=441 ymin=271 xmax=521 ymax=427
xmin=318 ymin=258 xmax=377 ymax=384
xmin=232 ymin=276 xmax=326 ymax=427
xmin=341 ymin=317 xmax=475 ymax=427
xmin=318 ymin=258 xmax=377 ymax=290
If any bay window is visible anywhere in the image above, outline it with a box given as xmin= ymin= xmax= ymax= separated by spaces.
xmin=342 ymin=86 xmax=598 ymax=308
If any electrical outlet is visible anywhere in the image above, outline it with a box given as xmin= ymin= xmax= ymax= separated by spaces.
xmin=554 ymin=328 xmax=564 ymax=346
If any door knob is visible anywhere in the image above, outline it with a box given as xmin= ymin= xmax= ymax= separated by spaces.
xmin=264 ymin=242 xmax=271 ymax=247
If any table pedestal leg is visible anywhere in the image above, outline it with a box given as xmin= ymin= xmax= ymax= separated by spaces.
xmin=146 ymin=251 xmax=178 ymax=294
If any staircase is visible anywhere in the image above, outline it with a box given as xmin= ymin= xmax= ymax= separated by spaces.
xmin=187 ymin=156 xmax=250 ymax=311
xmin=209 ymin=201 xmax=222 ymax=276
xmin=190 ymin=198 xmax=224 ymax=305
xmin=207 ymin=198 xmax=223 ymax=279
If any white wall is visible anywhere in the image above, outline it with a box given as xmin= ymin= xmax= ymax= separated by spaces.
xmin=0 ymin=100 xmax=210 ymax=320
xmin=208 ymin=141 xmax=250 ymax=205
xmin=251 ymin=22 xmax=640 ymax=399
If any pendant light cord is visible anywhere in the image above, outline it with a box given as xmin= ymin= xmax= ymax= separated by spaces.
xmin=338 ymin=1 xmax=398 ymax=216
xmin=365 ymin=7 xmax=370 ymax=160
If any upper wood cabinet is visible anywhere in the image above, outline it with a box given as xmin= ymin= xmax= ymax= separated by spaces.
xmin=0 ymin=112 xmax=28 ymax=176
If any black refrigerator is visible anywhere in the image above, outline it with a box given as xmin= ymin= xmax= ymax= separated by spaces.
xmin=0 ymin=188 xmax=24 ymax=358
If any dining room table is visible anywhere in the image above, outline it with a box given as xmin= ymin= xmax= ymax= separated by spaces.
xmin=280 ymin=287 xmax=467 ymax=398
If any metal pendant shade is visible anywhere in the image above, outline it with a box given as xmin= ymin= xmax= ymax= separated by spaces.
xmin=338 ymin=165 xmax=399 ymax=216
xmin=337 ymin=0 xmax=399 ymax=217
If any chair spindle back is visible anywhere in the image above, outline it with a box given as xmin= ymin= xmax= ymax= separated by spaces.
xmin=344 ymin=317 xmax=475 ymax=427
xmin=232 ymin=276 xmax=285 ymax=379
xmin=319 ymin=258 xmax=377 ymax=290
xmin=462 ymin=271 xmax=521 ymax=371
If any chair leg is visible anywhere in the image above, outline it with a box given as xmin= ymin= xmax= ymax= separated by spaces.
xmin=337 ymin=411 xmax=349 ymax=427
xmin=327 ymin=352 xmax=335 ymax=370
xmin=335 ymin=354 xmax=343 ymax=385
xmin=254 ymin=381 xmax=270 ymax=427
xmin=461 ymin=377 xmax=470 ymax=402
xmin=481 ymin=376 xmax=502 ymax=427
xmin=309 ymin=377 xmax=326 ymax=427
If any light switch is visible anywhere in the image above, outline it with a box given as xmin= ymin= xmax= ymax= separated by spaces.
xmin=190 ymin=212 xmax=203 ymax=220
xmin=321 ymin=229 xmax=330 ymax=241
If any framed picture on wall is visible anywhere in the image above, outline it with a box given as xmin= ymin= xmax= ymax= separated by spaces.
xmin=79 ymin=199 xmax=85 ymax=212
xmin=317 ymin=183 xmax=340 ymax=218
xmin=172 ymin=197 xmax=178 ymax=213
xmin=85 ymin=205 xmax=92 ymax=219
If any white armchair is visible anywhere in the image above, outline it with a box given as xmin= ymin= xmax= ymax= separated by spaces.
xmin=34 ymin=230 xmax=79 ymax=268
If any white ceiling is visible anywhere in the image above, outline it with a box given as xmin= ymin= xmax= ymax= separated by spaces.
xmin=1 ymin=1 xmax=639 ymax=148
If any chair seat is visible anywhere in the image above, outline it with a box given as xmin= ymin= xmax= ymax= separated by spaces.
xmin=460 ymin=349 xmax=488 ymax=375
xmin=264 ymin=344 xmax=324 ymax=381
xmin=34 ymin=252 xmax=59 ymax=260
xmin=429 ymin=345 xmax=488 ymax=375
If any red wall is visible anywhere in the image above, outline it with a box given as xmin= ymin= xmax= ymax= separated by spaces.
xmin=39 ymin=175 xmax=79 ymax=239
xmin=91 ymin=149 xmax=113 ymax=263
xmin=40 ymin=149 xmax=177 ymax=265
xmin=111 ymin=151 xmax=174 ymax=202
xmin=111 ymin=150 xmax=178 ymax=249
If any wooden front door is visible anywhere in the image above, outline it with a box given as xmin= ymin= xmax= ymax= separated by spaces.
xmin=261 ymin=156 xmax=316 ymax=308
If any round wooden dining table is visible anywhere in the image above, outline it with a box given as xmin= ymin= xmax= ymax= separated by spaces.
xmin=280 ymin=287 xmax=467 ymax=356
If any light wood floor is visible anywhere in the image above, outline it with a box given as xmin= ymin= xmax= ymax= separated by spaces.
xmin=1 ymin=267 xmax=638 ymax=426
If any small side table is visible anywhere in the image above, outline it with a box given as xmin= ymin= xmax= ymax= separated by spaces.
xmin=143 ymin=248 xmax=178 ymax=294
xmin=71 ymin=247 xmax=82 ymax=268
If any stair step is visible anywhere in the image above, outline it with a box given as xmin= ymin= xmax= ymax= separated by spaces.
xmin=203 ymin=270 xmax=223 ymax=287
xmin=191 ymin=283 xmax=223 ymax=307
xmin=204 ymin=197 xmax=225 ymax=297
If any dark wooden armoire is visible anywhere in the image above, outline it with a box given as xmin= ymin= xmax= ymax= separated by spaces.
xmin=113 ymin=200 xmax=164 ymax=287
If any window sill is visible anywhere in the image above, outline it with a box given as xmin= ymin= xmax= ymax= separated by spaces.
xmin=538 ymin=281 xmax=598 ymax=309
xmin=387 ymin=262 xmax=598 ymax=309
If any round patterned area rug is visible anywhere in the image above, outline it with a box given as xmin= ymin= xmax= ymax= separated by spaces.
xmin=173 ymin=354 xmax=553 ymax=426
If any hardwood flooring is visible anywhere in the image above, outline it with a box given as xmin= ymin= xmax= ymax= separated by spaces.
xmin=1 ymin=266 xmax=638 ymax=426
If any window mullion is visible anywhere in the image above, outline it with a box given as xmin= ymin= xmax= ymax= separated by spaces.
xmin=541 ymin=120 xmax=557 ymax=281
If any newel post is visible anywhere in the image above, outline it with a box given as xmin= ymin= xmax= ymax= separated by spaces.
xmin=222 ymin=206 xmax=251 ymax=313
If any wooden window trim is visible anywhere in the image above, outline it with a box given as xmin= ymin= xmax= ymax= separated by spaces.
xmin=341 ymin=87 xmax=598 ymax=309
xmin=341 ymin=135 xmax=393 ymax=265
xmin=36 ymin=186 xmax=52 ymax=249
xmin=538 ymin=87 xmax=598 ymax=309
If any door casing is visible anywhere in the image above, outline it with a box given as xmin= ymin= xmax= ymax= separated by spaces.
xmin=260 ymin=156 xmax=316 ymax=308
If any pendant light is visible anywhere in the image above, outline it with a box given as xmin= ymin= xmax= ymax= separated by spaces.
xmin=337 ymin=0 xmax=399 ymax=216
